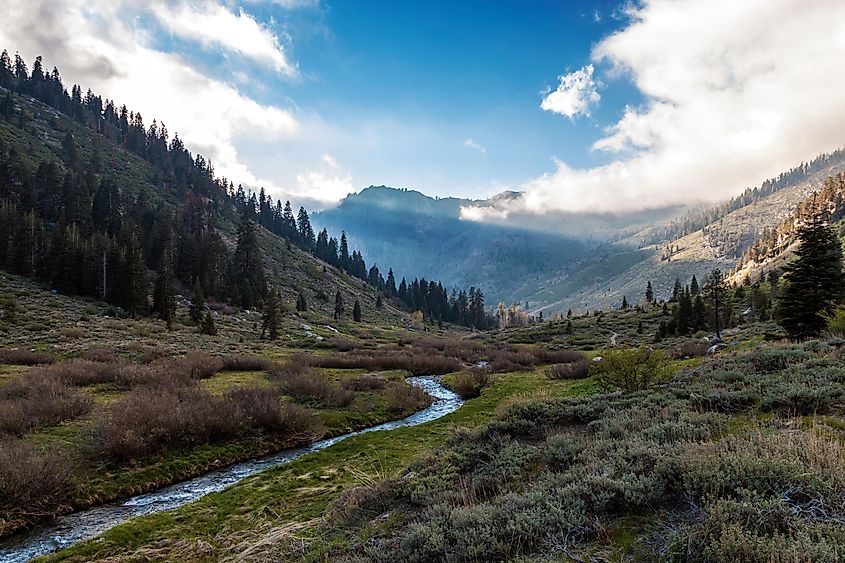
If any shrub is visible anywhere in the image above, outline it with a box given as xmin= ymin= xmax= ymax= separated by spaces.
xmin=592 ymin=348 xmax=672 ymax=392
xmin=450 ymin=373 xmax=483 ymax=399
xmin=221 ymin=354 xmax=274 ymax=372
xmin=273 ymin=366 xmax=355 ymax=407
xmin=225 ymin=385 xmax=323 ymax=439
xmin=82 ymin=345 xmax=120 ymax=363
xmin=172 ymin=351 xmax=224 ymax=379
xmin=384 ymin=382 xmax=430 ymax=413
xmin=0 ymin=441 xmax=77 ymax=520
xmin=307 ymin=351 xmax=463 ymax=376
xmin=91 ymin=386 xmax=238 ymax=461
xmin=32 ymin=359 xmax=122 ymax=386
xmin=547 ymin=359 xmax=589 ymax=380
xmin=0 ymin=374 xmax=93 ymax=434
xmin=671 ymin=339 xmax=709 ymax=358
xmin=344 ymin=373 xmax=389 ymax=391
xmin=0 ymin=348 xmax=54 ymax=365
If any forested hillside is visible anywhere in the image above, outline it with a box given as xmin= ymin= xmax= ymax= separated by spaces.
xmin=0 ymin=51 xmax=492 ymax=330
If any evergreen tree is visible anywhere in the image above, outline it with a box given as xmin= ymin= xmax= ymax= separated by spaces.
xmin=261 ymin=288 xmax=283 ymax=339
xmin=376 ymin=294 xmax=383 ymax=309
xmin=297 ymin=206 xmax=315 ymax=249
xmin=565 ymin=319 xmax=573 ymax=334
xmin=334 ymin=290 xmax=345 ymax=320
xmin=621 ymin=296 xmax=629 ymax=309
xmin=200 ymin=311 xmax=217 ymax=335
xmin=692 ymin=295 xmax=706 ymax=332
xmin=296 ymin=291 xmax=308 ymax=312
xmin=671 ymin=278 xmax=683 ymax=302
xmin=228 ymin=213 xmax=266 ymax=309
xmin=190 ymin=279 xmax=205 ymax=323
xmin=386 ymin=268 xmax=397 ymax=297
xmin=704 ymin=269 xmax=727 ymax=338
xmin=122 ymin=230 xmax=148 ymax=319
xmin=690 ymin=274 xmax=700 ymax=295
xmin=353 ymin=299 xmax=362 ymax=322
xmin=778 ymin=210 xmax=845 ymax=339
xmin=152 ymin=245 xmax=176 ymax=328
xmin=339 ymin=232 xmax=350 ymax=269
xmin=645 ymin=281 xmax=654 ymax=303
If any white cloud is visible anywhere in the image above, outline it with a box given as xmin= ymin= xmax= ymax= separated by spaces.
xmin=463 ymin=138 xmax=486 ymax=154
xmin=506 ymin=0 xmax=845 ymax=215
xmin=290 ymin=153 xmax=354 ymax=204
xmin=540 ymin=64 xmax=600 ymax=119
xmin=151 ymin=2 xmax=297 ymax=75
xmin=0 ymin=0 xmax=298 ymax=194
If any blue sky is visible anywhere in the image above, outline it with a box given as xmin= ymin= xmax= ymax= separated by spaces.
xmin=223 ymin=0 xmax=636 ymax=200
xmin=3 ymin=0 xmax=845 ymax=214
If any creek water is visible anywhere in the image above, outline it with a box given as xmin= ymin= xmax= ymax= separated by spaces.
xmin=0 ymin=376 xmax=462 ymax=563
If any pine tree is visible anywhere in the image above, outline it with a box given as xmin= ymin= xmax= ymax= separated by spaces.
xmin=704 ymin=269 xmax=727 ymax=338
xmin=353 ymin=299 xmax=362 ymax=322
xmin=565 ymin=319 xmax=573 ymax=334
xmin=778 ymin=210 xmax=845 ymax=339
xmin=334 ymin=290 xmax=345 ymax=320
xmin=386 ymin=268 xmax=397 ymax=297
xmin=229 ymin=213 xmax=266 ymax=309
xmin=376 ymin=294 xmax=383 ymax=309
xmin=690 ymin=275 xmax=700 ymax=296
xmin=153 ymin=246 xmax=176 ymax=329
xmin=296 ymin=291 xmax=308 ymax=312
xmin=297 ymin=206 xmax=315 ymax=249
xmin=339 ymin=232 xmax=350 ymax=269
xmin=671 ymin=278 xmax=682 ymax=302
xmin=190 ymin=279 xmax=205 ymax=323
xmin=261 ymin=288 xmax=283 ymax=340
xmin=200 ymin=311 xmax=217 ymax=335
xmin=692 ymin=295 xmax=706 ymax=332
xmin=645 ymin=281 xmax=654 ymax=303
xmin=621 ymin=296 xmax=629 ymax=309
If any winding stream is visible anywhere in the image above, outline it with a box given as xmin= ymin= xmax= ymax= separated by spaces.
xmin=0 ymin=376 xmax=463 ymax=563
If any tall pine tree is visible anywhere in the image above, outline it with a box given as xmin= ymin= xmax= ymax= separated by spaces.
xmin=778 ymin=209 xmax=845 ymax=339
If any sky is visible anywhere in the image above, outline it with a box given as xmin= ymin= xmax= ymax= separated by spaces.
xmin=2 ymin=0 xmax=845 ymax=215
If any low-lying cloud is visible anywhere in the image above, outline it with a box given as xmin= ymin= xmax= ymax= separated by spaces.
xmin=464 ymin=0 xmax=845 ymax=218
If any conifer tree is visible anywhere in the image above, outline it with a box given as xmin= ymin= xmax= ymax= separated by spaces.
xmin=229 ymin=213 xmax=266 ymax=309
xmin=353 ymin=299 xmax=362 ymax=322
xmin=153 ymin=245 xmax=176 ymax=329
xmin=778 ymin=210 xmax=845 ymax=339
xmin=645 ymin=281 xmax=654 ymax=303
xmin=704 ymin=269 xmax=727 ymax=338
xmin=297 ymin=206 xmax=315 ymax=249
xmin=339 ymin=232 xmax=350 ymax=269
xmin=200 ymin=310 xmax=217 ymax=335
xmin=296 ymin=291 xmax=308 ymax=312
xmin=123 ymin=231 xmax=148 ymax=319
xmin=386 ymin=268 xmax=397 ymax=297
xmin=671 ymin=278 xmax=682 ymax=302
xmin=190 ymin=279 xmax=205 ymax=323
xmin=692 ymin=294 xmax=706 ymax=332
xmin=621 ymin=296 xmax=629 ymax=309
xmin=261 ymin=288 xmax=283 ymax=339
xmin=334 ymin=290 xmax=344 ymax=320
xmin=690 ymin=275 xmax=700 ymax=296
xmin=565 ymin=319 xmax=573 ymax=334
xmin=376 ymin=294 xmax=383 ymax=309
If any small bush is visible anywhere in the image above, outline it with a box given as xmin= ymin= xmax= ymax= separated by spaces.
xmin=0 ymin=441 xmax=77 ymax=520
xmin=221 ymin=354 xmax=274 ymax=372
xmin=225 ymin=385 xmax=323 ymax=439
xmin=0 ymin=348 xmax=54 ymax=365
xmin=82 ymin=345 xmax=120 ymax=363
xmin=385 ymin=382 xmax=430 ymax=413
xmin=0 ymin=374 xmax=93 ymax=434
xmin=273 ymin=366 xmax=355 ymax=407
xmin=547 ymin=359 xmax=589 ymax=380
xmin=32 ymin=359 xmax=122 ymax=386
xmin=671 ymin=339 xmax=709 ymax=358
xmin=592 ymin=348 xmax=672 ymax=392
xmin=344 ymin=373 xmax=388 ymax=391
xmin=172 ymin=351 xmax=224 ymax=379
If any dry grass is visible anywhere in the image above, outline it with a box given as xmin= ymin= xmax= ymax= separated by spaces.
xmin=221 ymin=354 xmax=275 ymax=372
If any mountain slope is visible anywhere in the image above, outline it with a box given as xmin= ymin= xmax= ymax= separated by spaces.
xmin=0 ymin=84 xmax=407 ymax=326
xmin=314 ymin=186 xmax=592 ymax=304
xmin=534 ymin=153 xmax=845 ymax=313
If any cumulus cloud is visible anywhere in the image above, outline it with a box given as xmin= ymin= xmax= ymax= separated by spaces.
xmin=294 ymin=154 xmax=355 ymax=204
xmin=151 ymin=2 xmax=297 ymax=75
xmin=488 ymin=0 xmax=845 ymax=216
xmin=463 ymin=138 xmax=486 ymax=154
xmin=540 ymin=64 xmax=600 ymax=119
xmin=0 ymin=0 xmax=298 ymax=194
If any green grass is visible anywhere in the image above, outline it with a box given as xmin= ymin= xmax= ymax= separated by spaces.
xmin=43 ymin=369 xmax=591 ymax=562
